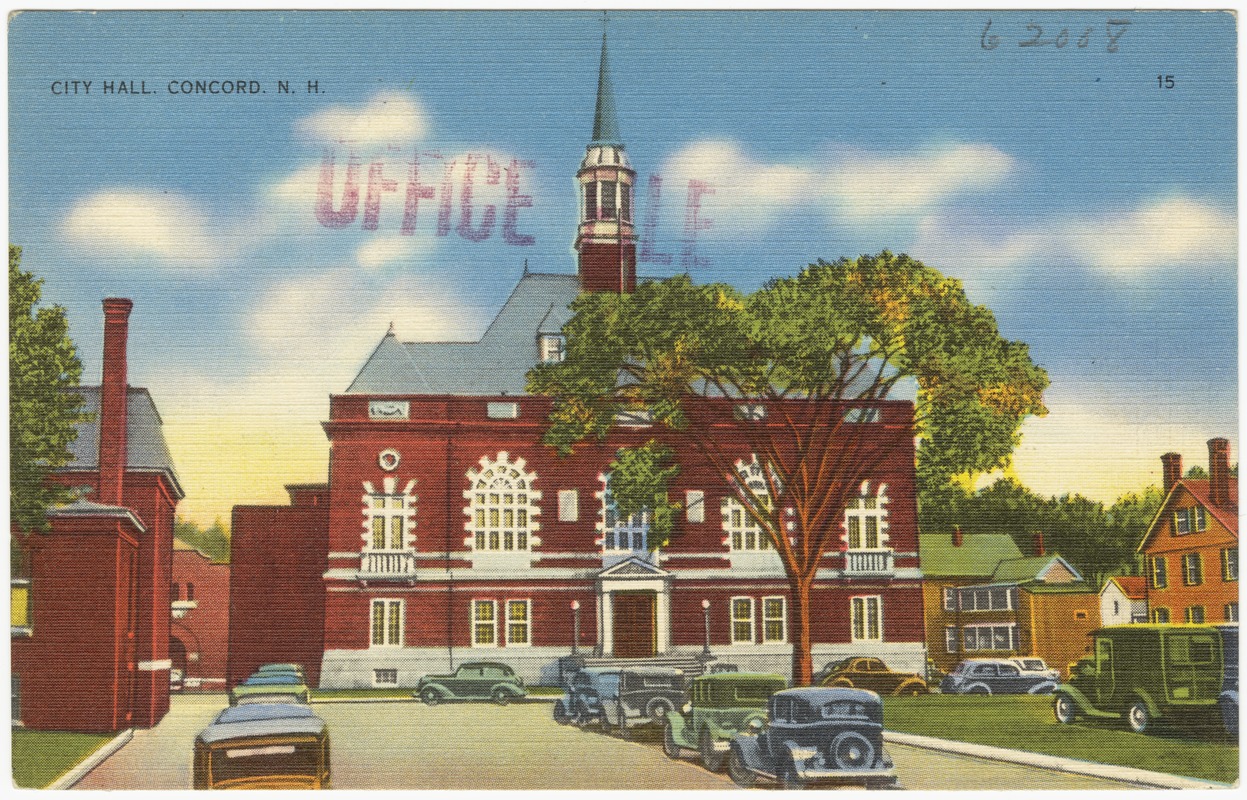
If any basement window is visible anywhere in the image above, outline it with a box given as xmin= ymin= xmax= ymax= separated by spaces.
xmin=373 ymin=668 xmax=398 ymax=686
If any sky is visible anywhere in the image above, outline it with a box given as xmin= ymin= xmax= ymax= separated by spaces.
xmin=8 ymin=10 xmax=1237 ymax=526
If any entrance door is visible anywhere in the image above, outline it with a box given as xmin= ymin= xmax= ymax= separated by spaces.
xmin=612 ymin=593 xmax=656 ymax=658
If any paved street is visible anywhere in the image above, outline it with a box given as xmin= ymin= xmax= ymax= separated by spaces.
xmin=76 ymin=694 xmax=1145 ymax=790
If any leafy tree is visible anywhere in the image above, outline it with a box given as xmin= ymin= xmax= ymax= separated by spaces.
xmin=529 ymin=252 xmax=1048 ymax=684
xmin=10 ymin=245 xmax=88 ymax=535
xmin=174 ymin=517 xmax=231 ymax=563
xmin=1186 ymin=465 xmax=1209 ymax=479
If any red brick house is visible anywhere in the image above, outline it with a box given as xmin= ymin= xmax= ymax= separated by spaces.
xmin=11 ymin=299 xmax=183 ymax=731
xmin=230 ymin=35 xmax=927 ymax=687
xmin=170 ymin=540 xmax=229 ymax=692
xmin=1138 ymin=440 xmax=1238 ymax=624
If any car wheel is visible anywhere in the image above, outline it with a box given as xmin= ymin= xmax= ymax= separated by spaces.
xmin=894 ymin=681 xmax=927 ymax=697
xmin=492 ymin=688 xmax=511 ymax=706
xmin=779 ymin=759 xmax=807 ymax=790
xmin=966 ymin=685 xmax=991 ymax=695
xmin=1053 ymin=694 xmax=1077 ymax=724
xmin=553 ymin=701 xmax=571 ymax=725
xmin=663 ymin=722 xmax=683 ymax=759
xmin=700 ymin=729 xmax=727 ymax=772
xmin=830 ymin=678 xmax=854 ymax=688
xmin=1127 ymin=700 xmax=1151 ymax=734
xmin=420 ymin=688 xmax=440 ymax=706
xmin=727 ymin=746 xmax=756 ymax=788
xmin=830 ymin=731 xmax=875 ymax=770
xmin=645 ymin=698 xmax=672 ymax=722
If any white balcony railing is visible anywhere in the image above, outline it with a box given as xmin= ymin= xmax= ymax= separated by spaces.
xmin=361 ymin=550 xmax=418 ymax=577
xmin=844 ymin=549 xmax=894 ymax=576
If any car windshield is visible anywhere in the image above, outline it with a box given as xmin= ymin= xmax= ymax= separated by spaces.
xmin=821 ymin=700 xmax=878 ymax=722
xmin=1019 ymin=659 xmax=1046 ymax=671
xmin=209 ymin=740 xmax=321 ymax=785
xmin=708 ymin=680 xmax=785 ymax=706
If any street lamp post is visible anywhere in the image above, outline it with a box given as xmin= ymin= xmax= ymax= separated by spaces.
xmin=701 ymin=599 xmax=711 ymax=660
xmin=571 ymin=600 xmax=581 ymax=657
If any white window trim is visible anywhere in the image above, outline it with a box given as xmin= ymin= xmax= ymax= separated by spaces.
xmin=597 ymin=473 xmax=651 ymax=554
xmin=730 ymin=596 xmax=756 ymax=644
xmin=370 ymin=599 xmax=404 ymax=648
xmin=505 ymin=599 xmax=532 ymax=647
xmin=361 ymin=478 xmax=417 ymax=552
xmin=945 ymin=626 xmax=958 ymax=653
xmin=850 ymin=595 xmax=883 ymax=642
xmin=686 ymin=490 xmax=705 ymax=524
xmin=471 ymin=599 xmax=499 ymax=648
xmin=463 ymin=452 xmax=542 ymax=553
xmin=761 ymin=596 xmax=787 ymax=643
xmin=942 ymin=587 xmax=956 ymax=611
xmin=960 ymin=623 xmax=1019 ymax=652
xmin=843 ymin=481 xmax=889 ymax=552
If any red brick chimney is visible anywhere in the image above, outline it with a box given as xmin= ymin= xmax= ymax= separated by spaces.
xmin=1208 ymin=438 xmax=1231 ymax=509
xmin=98 ymin=298 xmax=133 ymax=506
xmin=952 ymin=526 xmax=963 ymax=547
xmin=1033 ymin=531 xmax=1045 ymax=557
xmin=1161 ymin=452 xmax=1182 ymax=495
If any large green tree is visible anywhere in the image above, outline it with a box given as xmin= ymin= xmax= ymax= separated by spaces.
xmin=10 ymin=245 xmax=88 ymax=534
xmin=529 ymin=252 xmax=1049 ymax=684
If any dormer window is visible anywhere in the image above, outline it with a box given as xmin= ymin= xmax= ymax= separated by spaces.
xmin=539 ymin=334 xmax=565 ymax=363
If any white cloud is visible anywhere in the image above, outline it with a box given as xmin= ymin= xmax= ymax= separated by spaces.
xmin=63 ymin=190 xmax=225 ymax=267
xmin=355 ymin=235 xmax=435 ymax=270
xmin=825 ymin=144 xmax=1015 ymax=219
xmin=295 ymin=92 xmax=428 ymax=145
xmin=660 ymin=140 xmax=812 ymax=231
xmin=1065 ymin=197 xmax=1236 ymax=272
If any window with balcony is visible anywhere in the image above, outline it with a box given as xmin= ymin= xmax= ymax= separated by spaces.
xmin=851 ymin=596 xmax=883 ymax=642
xmin=845 ymin=483 xmax=889 ymax=550
xmin=370 ymin=599 xmax=403 ymax=647
xmin=466 ymin=454 xmax=540 ymax=552
xmin=362 ymin=477 xmax=418 ymax=576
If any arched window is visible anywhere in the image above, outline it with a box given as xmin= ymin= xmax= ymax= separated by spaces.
xmin=722 ymin=457 xmax=775 ymax=551
xmin=844 ymin=482 xmax=889 ymax=550
xmin=598 ymin=473 xmax=649 ymax=553
xmin=465 ymin=453 xmax=541 ymax=552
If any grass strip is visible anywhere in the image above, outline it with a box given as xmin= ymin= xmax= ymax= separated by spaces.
xmin=11 ymin=729 xmax=115 ymax=788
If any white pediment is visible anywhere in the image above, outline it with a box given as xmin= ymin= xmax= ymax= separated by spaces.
xmin=597 ymin=555 xmax=669 ymax=578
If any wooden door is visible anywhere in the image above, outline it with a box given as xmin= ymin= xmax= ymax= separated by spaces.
xmin=612 ymin=593 xmax=656 ymax=658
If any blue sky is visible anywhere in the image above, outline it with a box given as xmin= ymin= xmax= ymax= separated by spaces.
xmin=9 ymin=10 xmax=1237 ymax=523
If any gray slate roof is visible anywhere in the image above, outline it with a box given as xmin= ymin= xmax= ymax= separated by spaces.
xmin=346 ymin=272 xmax=580 ymax=396
xmin=64 ymin=387 xmax=185 ymax=499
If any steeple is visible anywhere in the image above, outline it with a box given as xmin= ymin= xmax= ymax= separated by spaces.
xmin=574 ymin=18 xmax=636 ymax=294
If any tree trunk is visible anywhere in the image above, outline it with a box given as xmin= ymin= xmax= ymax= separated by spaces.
xmin=789 ymin=576 xmax=815 ymax=685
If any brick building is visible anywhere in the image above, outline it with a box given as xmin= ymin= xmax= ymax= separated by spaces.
xmin=230 ymin=34 xmax=928 ymax=688
xmin=170 ymin=540 xmax=230 ymax=692
xmin=11 ymin=299 xmax=183 ymax=731
xmin=1138 ymin=439 xmax=1238 ymax=624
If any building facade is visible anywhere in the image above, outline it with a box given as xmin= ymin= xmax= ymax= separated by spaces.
xmin=1099 ymin=575 xmax=1148 ymax=626
xmin=230 ymin=35 xmax=928 ymax=688
xmin=1139 ymin=440 xmax=1239 ymax=625
xmin=11 ymin=299 xmax=183 ymax=731
xmin=170 ymin=540 xmax=230 ymax=692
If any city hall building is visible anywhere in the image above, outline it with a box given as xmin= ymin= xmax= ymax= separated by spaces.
xmin=229 ymin=36 xmax=927 ymax=688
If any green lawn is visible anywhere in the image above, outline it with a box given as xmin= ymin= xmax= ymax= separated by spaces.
xmin=11 ymin=729 xmax=115 ymax=788
xmin=310 ymin=687 xmax=414 ymax=700
xmin=884 ymin=695 xmax=1239 ymax=785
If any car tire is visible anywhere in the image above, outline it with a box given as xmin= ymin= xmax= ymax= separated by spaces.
xmin=492 ymin=688 xmax=511 ymax=706
xmin=553 ymin=701 xmax=570 ymax=725
xmin=830 ymin=678 xmax=854 ymax=688
xmin=728 ymin=746 xmax=756 ymax=788
xmin=894 ymin=681 xmax=928 ymax=697
xmin=700 ymin=729 xmax=727 ymax=773
xmin=779 ymin=759 xmax=806 ymax=790
xmin=645 ymin=698 xmax=672 ymax=722
xmin=421 ymin=688 xmax=440 ymax=706
xmin=966 ymin=685 xmax=991 ymax=695
xmin=1127 ymin=700 xmax=1151 ymax=734
xmin=663 ymin=722 xmax=683 ymax=759
xmin=1053 ymin=694 xmax=1077 ymax=724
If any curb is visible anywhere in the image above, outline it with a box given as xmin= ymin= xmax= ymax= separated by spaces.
xmin=46 ymin=728 xmax=133 ymax=790
xmin=312 ymin=695 xmax=561 ymax=704
xmin=883 ymin=730 xmax=1230 ymax=789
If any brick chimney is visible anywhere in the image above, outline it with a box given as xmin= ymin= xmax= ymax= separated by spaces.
xmin=1033 ymin=531 xmax=1045 ymax=557
xmin=98 ymin=298 xmax=133 ymax=506
xmin=952 ymin=526 xmax=963 ymax=547
xmin=1208 ymin=438 xmax=1231 ymax=509
xmin=1161 ymin=452 xmax=1182 ymax=495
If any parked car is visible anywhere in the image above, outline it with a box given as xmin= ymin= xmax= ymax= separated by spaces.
xmin=554 ymin=667 xmax=621 ymax=727
xmin=416 ymin=661 xmax=527 ymax=705
xmin=1053 ymin=624 xmax=1225 ymax=733
xmin=939 ymin=658 xmax=1057 ymax=695
xmin=601 ymin=667 xmax=686 ymax=737
xmin=230 ymin=673 xmax=312 ymax=706
xmin=213 ymin=703 xmax=316 ymax=726
xmin=727 ymin=687 xmax=897 ymax=789
xmin=1217 ymin=623 xmax=1238 ymax=737
xmin=253 ymin=663 xmax=307 ymax=680
xmin=193 ymin=703 xmax=331 ymax=789
xmin=1009 ymin=657 xmax=1060 ymax=682
xmin=664 ymin=672 xmax=787 ymax=772
xmin=815 ymin=656 xmax=928 ymax=696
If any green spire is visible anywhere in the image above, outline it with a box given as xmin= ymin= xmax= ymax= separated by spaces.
xmin=591 ymin=26 xmax=622 ymax=146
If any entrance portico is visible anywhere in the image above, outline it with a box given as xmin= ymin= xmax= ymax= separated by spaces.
xmin=596 ymin=557 xmax=671 ymax=657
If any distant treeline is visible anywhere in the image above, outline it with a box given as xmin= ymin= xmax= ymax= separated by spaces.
xmin=174 ymin=517 xmax=230 ymax=563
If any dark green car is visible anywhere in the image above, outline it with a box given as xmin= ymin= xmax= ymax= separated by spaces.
xmin=1053 ymin=624 xmax=1224 ymax=734
xmin=415 ymin=661 xmax=527 ymax=705
xmin=663 ymin=672 xmax=787 ymax=772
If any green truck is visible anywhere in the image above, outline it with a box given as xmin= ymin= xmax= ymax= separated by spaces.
xmin=1053 ymin=624 xmax=1225 ymax=734
xmin=664 ymin=672 xmax=787 ymax=772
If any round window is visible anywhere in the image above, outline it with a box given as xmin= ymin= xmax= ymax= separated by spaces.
xmin=378 ymin=449 xmax=401 ymax=471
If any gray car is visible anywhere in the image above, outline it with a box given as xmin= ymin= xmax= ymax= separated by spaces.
xmin=939 ymin=658 xmax=1057 ymax=695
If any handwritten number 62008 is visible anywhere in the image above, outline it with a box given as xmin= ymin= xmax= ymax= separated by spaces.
xmin=981 ymin=19 xmax=1131 ymax=53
